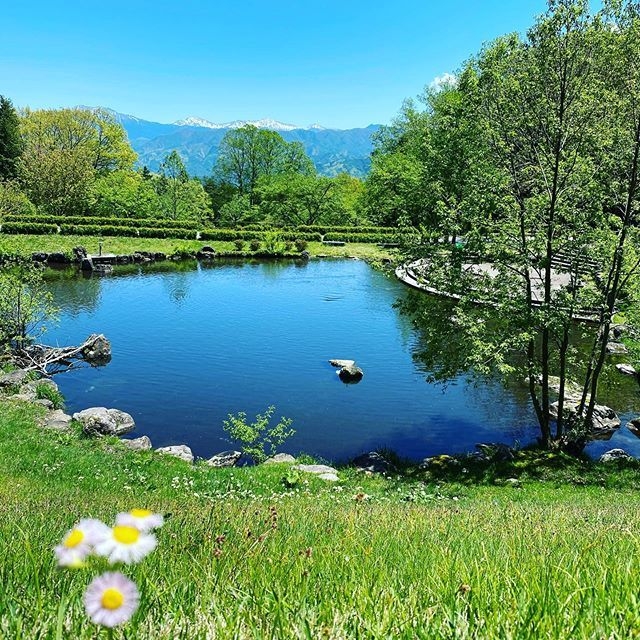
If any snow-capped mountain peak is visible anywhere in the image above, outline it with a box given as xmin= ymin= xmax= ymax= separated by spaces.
xmin=173 ymin=116 xmax=328 ymax=131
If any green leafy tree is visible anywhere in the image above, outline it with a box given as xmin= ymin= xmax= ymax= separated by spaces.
xmin=222 ymin=406 xmax=295 ymax=464
xmin=92 ymin=170 xmax=160 ymax=219
xmin=0 ymin=96 xmax=23 ymax=180
xmin=0 ymin=259 xmax=58 ymax=349
xmin=155 ymin=151 xmax=211 ymax=222
xmin=215 ymin=125 xmax=314 ymax=204
xmin=19 ymin=107 xmax=136 ymax=215
xmin=0 ymin=180 xmax=36 ymax=218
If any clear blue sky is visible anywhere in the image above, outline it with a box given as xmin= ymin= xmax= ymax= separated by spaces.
xmin=1 ymin=1 xmax=593 ymax=129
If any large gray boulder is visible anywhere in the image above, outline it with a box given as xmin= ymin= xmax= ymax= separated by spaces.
xmin=606 ymin=341 xmax=628 ymax=355
xmin=205 ymin=450 xmax=242 ymax=467
xmin=264 ymin=453 xmax=296 ymax=464
xmin=43 ymin=410 xmax=73 ymax=431
xmin=156 ymin=444 xmax=194 ymax=463
xmin=82 ymin=334 xmax=111 ymax=363
xmin=338 ymin=363 xmax=364 ymax=383
xmin=599 ymin=449 xmax=632 ymax=463
xmin=292 ymin=464 xmax=339 ymax=481
xmin=0 ymin=369 xmax=30 ymax=389
xmin=73 ymin=407 xmax=135 ymax=437
xmin=549 ymin=401 xmax=620 ymax=439
xmin=616 ymin=363 xmax=638 ymax=377
xmin=122 ymin=436 xmax=152 ymax=451
xmin=352 ymin=451 xmax=395 ymax=474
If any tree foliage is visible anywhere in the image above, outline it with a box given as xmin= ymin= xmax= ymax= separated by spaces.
xmin=373 ymin=0 xmax=640 ymax=449
xmin=0 ymin=96 xmax=23 ymax=181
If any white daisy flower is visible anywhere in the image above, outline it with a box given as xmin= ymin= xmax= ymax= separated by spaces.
xmin=115 ymin=509 xmax=164 ymax=532
xmin=84 ymin=572 xmax=139 ymax=628
xmin=94 ymin=524 xmax=157 ymax=565
xmin=54 ymin=518 xmax=109 ymax=567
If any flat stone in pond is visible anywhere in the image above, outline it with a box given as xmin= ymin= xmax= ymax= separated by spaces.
xmin=156 ymin=444 xmax=194 ymax=463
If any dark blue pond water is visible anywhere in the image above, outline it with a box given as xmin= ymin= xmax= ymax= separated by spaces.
xmin=44 ymin=259 xmax=640 ymax=462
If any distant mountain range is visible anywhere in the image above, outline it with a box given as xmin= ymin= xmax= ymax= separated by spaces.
xmin=97 ymin=108 xmax=380 ymax=178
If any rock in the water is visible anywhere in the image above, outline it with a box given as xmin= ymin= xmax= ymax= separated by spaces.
xmin=156 ymin=445 xmax=194 ymax=463
xmin=549 ymin=402 xmax=621 ymax=439
xmin=81 ymin=257 xmax=94 ymax=271
xmin=264 ymin=453 xmax=296 ymax=464
xmin=122 ymin=436 xmax=152 ymax=451
xmin=599 ymin=448 xmax=632 ymax=463
xmin=329 ymin=359 xmax=356 ymax=368
xmin=352 ymin=451 xmax=395 ymax=474
xmin=44 ymin=410 xmax=73 ymax=431
xmin=73 ymin=407 xmax=135 ymax=437
xmin=338 ymin=363 xmax=364 ymax=383
xmin=293 ymin=464 xmax=339 ymax=479
xmin=82 ymin=334 xmax=112 ymax=363
xmin=93 ymin=264 xmax=113 ymax=275
xmin=205 ymin=450 xmax=242 ymax=467
xmin=627 ymin=418 xmax=640 ymax=438
xmin=606 ymin=341 xmax=628 ymax=354
xmin=616 ymin=363 xmax=637 ymax=377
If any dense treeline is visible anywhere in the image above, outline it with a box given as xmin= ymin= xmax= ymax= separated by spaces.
xmin=366 ymin=0 xmax=640 ymax=449
xmin=0 ymin=104 xmax=369 ymax=228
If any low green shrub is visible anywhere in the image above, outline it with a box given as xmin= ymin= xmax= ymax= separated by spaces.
xmin=222 ymin=406 xmax=295 ymax=464
xmin=35 ymin=382 xmax=65 ymax=410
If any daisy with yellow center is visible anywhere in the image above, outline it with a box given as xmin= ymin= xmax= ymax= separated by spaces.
xmin=84 ymin=572 xmax=139 ymax=627
xmin=116 ymin=508 xmax=164 ymax=532
xmin=54 ymin=519 xmax=109 ymax=567
xmin=94 ymin=524 xmax=157 ymax=564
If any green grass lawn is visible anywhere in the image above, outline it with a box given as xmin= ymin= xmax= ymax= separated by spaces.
xmin=3 ymin=398 xmax=640 ymax=638
xmin=0 ymin=234 xmax=394 ymax=263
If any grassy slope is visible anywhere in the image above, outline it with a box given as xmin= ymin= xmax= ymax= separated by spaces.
xmin=3 ymin=399 xmax=640 ymax=639
xmin=0 ymin=234 xmax=392 ymax=262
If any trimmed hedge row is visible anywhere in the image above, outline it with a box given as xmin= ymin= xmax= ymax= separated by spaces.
xmin=200 ymin=229 xmax=322 ymax=242
xmin=323 ymin=231 xmax=396 ymax=243
xmin=1 ymin=222 xmax=59 ymax=234
xmin=3 ymin=214 xmax=202 ymax=231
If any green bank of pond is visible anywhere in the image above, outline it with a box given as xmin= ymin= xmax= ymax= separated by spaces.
xmin=3 ymin=399 xmax=640 ymax=639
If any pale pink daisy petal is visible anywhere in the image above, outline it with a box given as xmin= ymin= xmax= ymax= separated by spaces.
xmin=116 ymin=509 xmax=164 ymax=532
xmin=84 ymin=572 xmax=139 ymax=628
xmin=94 ymin=525 xmax=157 ymax=565
xmin=54 ymin=518 xmax=109 ymax=567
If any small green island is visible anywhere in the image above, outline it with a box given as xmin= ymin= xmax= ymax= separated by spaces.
xmin=3 ymin=1 xmax=640 ymax=637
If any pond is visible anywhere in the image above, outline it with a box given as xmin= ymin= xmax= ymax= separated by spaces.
xmin=44 ymin=259 xmax=640 ymax=462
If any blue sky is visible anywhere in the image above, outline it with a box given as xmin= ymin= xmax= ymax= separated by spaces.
xmin=3 ymin=1 xmax=571 ymax=129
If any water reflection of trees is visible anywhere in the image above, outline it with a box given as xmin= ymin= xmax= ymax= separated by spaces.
xmin=398 ymin=290 xmax=640 ymax=421
xmin=46 ymin=268 xmax=102 ymax=317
